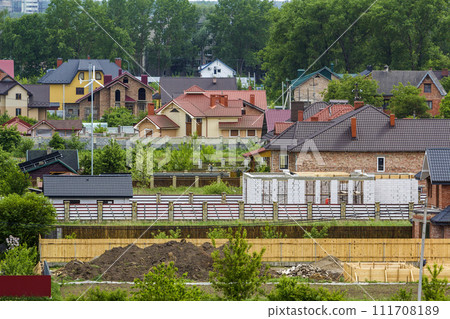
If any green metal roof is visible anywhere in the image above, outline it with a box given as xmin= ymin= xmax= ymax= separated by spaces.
xmin=290 ymin=67 xmax=342 ymax=90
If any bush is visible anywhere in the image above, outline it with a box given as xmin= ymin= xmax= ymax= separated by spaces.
xmin=48 ymin=132 xmax=65 ymax=149
xmin=422 ymin=264 xmax=449 ymax=301
xmin=268 ymin=276 xmax=346 ymax=301
xmin=209 ymin=227 xmax=269 ymax=300
xmin=260 ymin=224 xmax=287 ymax=239
xmin=65 ymin=134 xmax=86 ymax=150
xmin=390 ymin=288 xmax=413 ymax=301
xmin=94 ymin=126 xmax=108 ymax=134
xmin=131 ymin=262 xmax=204 ymax=301
xmin=68 ymin=287 xmax=128 ymax=301
xmin=202 ymin=181 xmax=230 ymax=194
xmin=207 ymin=227 xmax=228 ymax=239
xmin=12 ymin=137 xmax=35 ymax=158
xmin=304 ymin=226 xmax=329 ymax=238
xmin=0 ymin=125 xmax=21 ymax=152
xmin=0 ymin=244 xmax=37 ymax=276
xmin=151 ymin=228 xmax=182 ymax=239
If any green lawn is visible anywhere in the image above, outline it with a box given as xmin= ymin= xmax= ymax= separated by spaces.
xmin=133 ymin=185 xmax=242 ymax=195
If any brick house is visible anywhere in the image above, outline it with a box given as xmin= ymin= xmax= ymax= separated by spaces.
xmin=371 ymin=69 xmax=447 ymax=116
xmin=76 ymin=72 xmax=156 ymax=120
xmin=19 ymin=151 xmax=78 ymax=180
xmin=258 ymin=103 xmax=450 ymax=174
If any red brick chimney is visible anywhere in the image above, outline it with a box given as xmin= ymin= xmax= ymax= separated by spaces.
xmin=351 ymin=117 xmax=357 ymax=138
xmin=147 ymin=102 xmax=155 ymax=116
xmin=390 ymin=114 xmax=395 ymax=127
xmin=210 ymin=95 xmax=217 ymax=107
xmin=354 ymin=101 xmax=364 ymax=110
xmin=442 ymin=68 xmax=449 ymax=77
xmin=118 ymin=68 xmax=122 ymax=76
xmin=250 ymin=94 xmax=255 ymax=105
xmin=104 ymin=75 xmax=112 ymax=85
xmin=141 ymin=74 xmax=148 ymax=85
xmin=298 ymin=110 xmax=304 ymax=122
xmin=115 ymin=58 xmax=122 ymax=68
xmin=219 ymin=95 xmax=228 ymax=107
xmin=310 ymin=116 xmax=318 ymax=122
xmin=57 ymin=58 xmax=63 ymax=68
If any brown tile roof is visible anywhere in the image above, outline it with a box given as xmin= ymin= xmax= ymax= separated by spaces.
xmin=305 ymin=104 xmax=354 ymax=122
xmin=146 ymin=115 xmax=179 ymax=129
xmin=274 ymin=122 xmax=295 ymax=135
xmin=184 ymin=85 xmax=205 ymax=93
xmin=218 ymin=115 xmax=263 ymax=129
xmin=29 ymin=119 xmax=83 ymax=132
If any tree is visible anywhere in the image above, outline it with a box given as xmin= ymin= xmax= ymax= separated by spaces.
xmin=132 ymin=262 xmax=204 ymax=301
xmin=101 ymin=107 xmax=136 ymax=127
xmin=440 ymin=77 xmax=450 ymax=94
xmin=0 ymin=125 xmax=22 ymax=152
xmin=422 ymin=264 xmax=449 ymax=301
xmin=0 ymin=193 xmax=56 ymax=247
xmin=65 ymin=134 xmax=86 ymax=150
xmin=0 ymin=244 xmax=37 ymax=276
xmin=48 ymin=132 xmax=66 ymax=149
xmin=323 ymin=74 xmax=383 ymax=106
xmin=96 ymin=139 xmax=127 ymax=174
xmin=389 ymin=83 xmax=430 ymax=118
xmin=439 ymin=95 xmax=450 ymax=118
xmin=0 ymin=148 xmax=31 ymax=196
xmin=209 ymin=227 xmax=269 ymax=300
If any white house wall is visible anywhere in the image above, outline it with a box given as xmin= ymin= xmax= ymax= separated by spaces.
xmin=363 ymin=180 xmax=376 ymax=204
xmin=374 ymin=179 xmax=418 ymax=204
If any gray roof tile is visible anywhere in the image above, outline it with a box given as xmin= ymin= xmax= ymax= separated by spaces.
xmin=430 ymin=206 xmax=450 ymax=225
xmin=425 ymin=149 xmax=450 ymax=183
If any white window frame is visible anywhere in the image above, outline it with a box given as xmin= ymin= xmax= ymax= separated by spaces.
xmin=280 ymin=153 xmax=289 ymax=170
xmin=377 ymin=157 xmax=385 ymax=172
xmin=229 ymin=129 xmax=240 ymax=137
xmin=426 ymin=101 xmax=433 ymax=109
xmin=246 ymin=129 xmax=256 ymax=137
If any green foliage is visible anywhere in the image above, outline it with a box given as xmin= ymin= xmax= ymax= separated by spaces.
xmin=17 ymin=115 xmax=37 ymax=126
xmin=69 ymin=287 xmax=128 ymax=301
xmin=132 ymin=262 xmax=204 ymax=301
xmin=80 ymin=139 xmax=126 ymax=175
xmin=93 ymin=126 xmax=108 ymax=133
xmin=323 ymin=74 xmax=383 ymax=107
xmin=422 ymin=264 xmax=450 ymax=301
xmin=439 ymin=95 xmax=450 ymax=118
xmin=65 ymin=134 xmax=86 ymax=150
xmin=64 ymin=232 xmax=77 ymax=239
xmin=101 ymin=107 xmax=136 ymax=127
xmin=0 ymin=193 xmax=56 ymax=247
xmin=48 ymin=132 xmax=66 ymax=149
xmin=151 ymin=228 xmax=182 ymax=239
xmin=0 ymin=244 xmax=38 ymax=276
xmin=0 ymin=125 xmax=22 ymax=152
xmin=209 ymin=227 xmax=269 ymax=300
xmin=202 ymin=181 xmax=231 ymax=195
xmin=304 ymin=226 xmax=329 ymax=239
xmin=46 ymin=112 xmax=62 ymax=120
xmin=166 ymin=142 xmax=193 ymax=171
xmin=207 ymin=227 xmax=228 ymax=239
xmin=268 ymin=276 xmax=346 ymax=301
xmin=389 ymin=83 xmax=430 ymax=118
xmin=0 ymin=148 xmax=31 ymax=196
xmin=0 ymin=113 xmax=10 ymax=125
xmin=12 ymin=137 xmax=35 ymax=158
xmin=260 ymin=223 xmax=286 ymax=239
xmin=390 ymin=288 xmax=413 ymax=301
xmin=200 ymin=144 xmax=216 ymax=163
xmin=440 ymin=77 xmax=450 ymax=94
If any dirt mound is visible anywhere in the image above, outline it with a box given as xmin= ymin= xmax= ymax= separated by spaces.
xmin=57 ymin=240 xmax=219 ymax=282
xmin=312 ymin=255 xmax=342 ymax=272
xmin=275 ymin=256 xmax=343 ymax=281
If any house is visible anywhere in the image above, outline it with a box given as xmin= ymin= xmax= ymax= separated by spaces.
xmin=27 ymin=149 xmax=79 ymax=172
xmin=261 ymin=109 xmax=291 ymax=137
xmin=198 ymin=59 xmax=236 ymax=78
xmin=145 ymin=86 xmax=267 ymax=138
xmin=24 ymin=84 xmax=60 ymax=121
xmin=158 ymin=76 xmax=237 ymax=106
xmin=370 ymin=68 xmax=447 ymax=116
xmin=430 ymin=207 xmax=450 ymax=238
xmin=19 ymin=151 xmax=78 ymax=180
xmin=75 ymin=71 xmax=156 ymax=120
xmin=433 ymin=68 xmax=449 ymax=81
xmin=28 ymin=119 xmax=83 ymax=137
xmin=0 ymin=60 xmax=14 ymax=79
xmin=258 ymin=103 xmax=450 ymax=174
xmin=3 ymin=117 xmax=32 ymax=134
xmin=290 ymin=66 xmax=342 ymax=103
xmin=38 ymin=58 xmax=122 ymax=118
xmin=133 ymin=103 xmax=179 ymax=137
xmin=43 ymin=174 xmax=133 ymax=204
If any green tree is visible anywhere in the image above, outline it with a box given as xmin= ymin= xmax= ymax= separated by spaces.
xmin=0 ymin=125 xmax=22 ymax=152
xmin=101 ymin=107 xmax=136 ymax=127
xmin=0 ymin=148 xmax=31 ymax=196
xmin=209 ymin=227 xmax=269 ymax=300
xmin=422 ymin=264 xmax=449 ymax=301
xmin=0 ymin=113 xmax=10 ymax=125
xmin=65 ymin=134 xmax=86 ymax=150
xmin=166 ymin=142 xmax=193 ymax=171
xmin=132 ymin=262 xmax=204 ymax=301
xmin=389 ymin=83 xmax=430 ymax=118
xmin=440 ymin=77 xmax=450 ymax=94
xmin=268 ymin=276 xmax=346 ymax=301
xmin=12 ymin=138 xmax=35 ymax=158
xmin=48 ymin=132 xmax=66 ymax=149
xmin=0 ymin=193 xmax=56 ymax=247
xmin=96 ymin=139 xmax=126 ymax=174
xmin=439 ymin=95 xmax=450 ymax=118
xmin=323 ymin=74 xmax=383 ymax=106
xmin=0 ymin=244 xmax=37 ymax=276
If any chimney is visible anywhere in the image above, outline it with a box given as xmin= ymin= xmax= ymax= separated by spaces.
xmin=290 ymin=101 xmax=309 ymax=122
xmin=310 ymin=116 xmax=318 ymax=122
xmin=212 ymin=77 xmax=217 ymax=84
xmin=141 ymin=74 xmax=148 ymax=85
xmin=384 ymin=65 xmax=389 ymax=72
xmin=442 ymin=68 xmax=448 ymax=77
xmin=330 ymin=62 xmax=334 ymax=72
xmin=147 ymin=102 xmax=155 ymax=116
xmin=210 ymin=94 xmax=217 ymax=107
xmin=104 ymin=75 xmax=112 ymax=85
xmin=250 ymin=94 xmax=255 ymax=105
xmin=115 ymin=58 xmax=122 ymax=68
xmin=219 ymin=95 xmax=228 ymax=107
xmin=118 ymin=68 xmax=122 ymax=76
xmin=354 ymin=100 xmax=364 ymax=110
xmin=351 ymin=117 xmax=357 ymax=138
xmin=298 ymin=110 xmax=304 ymax=122
xmin=57 ymin=58 xmax=63 ymax=68
xmin=390 ymin=114 xmax=395 ymax=127
xmin=297 ymin=69 xmax=305 ymax=78
xmin=87 ymin=55 xmax=90 ymax=60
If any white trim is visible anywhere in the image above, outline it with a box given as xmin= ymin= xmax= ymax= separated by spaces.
xmin=279 ymin=153 xmax=289 ymax=170
xmin=229 ymin=129 xmax=240 ymax=137
xmin=246 ymin=129 xmax=256 ymax=137
xmin=156 ymin=100 xmax=196 ymax=118
xmin=377 ymin=157 xmax=385 ymax=172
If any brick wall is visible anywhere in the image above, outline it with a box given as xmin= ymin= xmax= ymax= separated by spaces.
xmin=418 ymin=75 xmax=445 ymax=116
xmin=293 ymin=76 xmax=330 ymax=102
xmin=427 ymin=184 xmax=450 ymax=209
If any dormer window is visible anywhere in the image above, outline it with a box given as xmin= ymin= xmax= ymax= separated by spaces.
xmin=78 ymin=72 xmax=84 ymax=81
xmin=95 ymin=72 xmax=102 ymax=80
xmin=123 ymin=77 xmax=129 ymax=83
xmin=424 ymin=83 xmax=431 ymax=93
xmin=170 ymin=108 xmax=179 ymax=113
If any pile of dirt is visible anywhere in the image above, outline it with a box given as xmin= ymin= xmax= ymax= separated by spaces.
xmin=55 ymin=240 xmax=219 ymax=282
xmin=311 ymin=255 xmax=342 ymax=272
xmin=276 ymin=256 xmax=343 ymax=281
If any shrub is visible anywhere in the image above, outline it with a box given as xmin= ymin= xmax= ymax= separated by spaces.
xmin=268 ymin=276 xmax=346 ymax=301
xmin=48 ymin=132 xmax=65 ymax=149
xmin=202 ymin=181 xmax=230 ymax=194
xmin=69 ymin=287 xmax=128 ymax=301
xmin=207 ymin=227 xmax=228 ymax=239
xmin=151 ymin=228 xmax=182 ymax=239
xmin=260 ymin=223 xmax=287 ymax=239
xmin=12 ymin=137 xmax=35 ymax=158
xmin=0 ymin=125 xmax=21 ymax=152
xmin=304 ymin=225 xmax=329 ymax=238
xmin=390 ymin=288 xmax=413 ymax=301
xmin=209 ymin=227 xmax=269 ymax=300
xmin=422 ymin=264 xmax=449 ymax=301
xmin=94 ymin=126 xmax=108 ymax=134
xmin=0 ymin=244 xmax=37 ymax=276
xmin=131 ymin=262 xmax=204 ymax=301
xmin=65 ymin=134 xmax=86 ymax=150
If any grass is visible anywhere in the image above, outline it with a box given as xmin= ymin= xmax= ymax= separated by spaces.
xmin=133 ymin=185 xmax=242 ymax=195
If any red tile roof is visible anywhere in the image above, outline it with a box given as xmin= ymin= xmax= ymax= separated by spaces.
xmin=125 ymin=95 xmax=135 ymax=102
xmin=274 ymin=122 xmax=295 ymax=135
xmin=305 ymin=104 xmax=354 ymax=122
xmin=184 ymin=85 xmax=205 ymax=93
xmin=219 ymin=115 xmax=264 ymax=129
xmin=134 ymin=115 xmax=179 ymax=129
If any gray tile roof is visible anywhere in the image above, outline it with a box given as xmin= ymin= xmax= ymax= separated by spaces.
xmin=430 ymin=206 xmax=450 ymax=225
xmin=266 ymin=105 xmax=450 ymax=152
xmin=38 ymin=59 xmax=121 ymax=84
xmin=27 ymin=150 xmax=79 ymax=171
xmin=372 ymin=70 xmax=447 ymax=96
xmin=24 ymin=84 xmax=59 ymax=108
xmin=43 ymin=174 xmax=133 ymax=198
xmin=424 ymin=148 xmax=450 ymax=184
xmin=159 ymin=77 xmax=237 ymax=105
xmin=303 ymin=102 xmax=329 ymax=120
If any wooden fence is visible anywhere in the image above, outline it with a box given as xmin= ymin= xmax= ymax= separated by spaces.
xmin=39 ymin=238 xmax=450 ymax=263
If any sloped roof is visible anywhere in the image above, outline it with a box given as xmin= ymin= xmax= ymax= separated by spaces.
xmin=159 ymin=77 xmax=237 ymax=105
xmin=0 ymin=60 xmax=14 ymax=78
xmin=29 ymin=119 xmax=83 ymax=132
xmin=274 ymin=122 xmax=295 ymax=135
xmin=303 ymin=102 xmax=329 ymax=120
xmin=135 ymin=115 xmax=179 ymax=129
xmin=19 ymin=151 xmax=77 ymax=174
xmin=218 ymin=116 xmax=264 ymax=129
xmin=43 ymin=174 xmax=133 ymax=198
xmin=430 ymin=206 xmax=450 ymax=225
xmin=264 ymin=109 xmax=291 ymax=132
xmin=185 ymin=85 xmax=205 ymax=93
xmin=291 ymin=67 xmax=341 ymax=90
xmin=3 ymin=117 xmax=32 ymax=128
xmin=421 ymin=149 xmax=450 ymax=184
xmin=305 ymin=104 xmax=354 ymax=122
xmin=38 ymin=59 xmax=121 ymax=84
xmin=27 ymin=150 xmax=79 ymax=171
xmin=24 ymin=84 xmax=59 ymax=109
xmin=199 ymin=59 xmax=236 ymax=73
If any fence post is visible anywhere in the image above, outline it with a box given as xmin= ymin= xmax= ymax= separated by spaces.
xmin=217 ymin=175 xmax=221 ymax=184
xmin=238 ymin=201 xmax=245 ymax=221
xmin=240 ymin=176 xmax=243 ymax=188
xmin=168 ymin=201 xmax=174 ymax=222
xmin=340 ymin=202 xmax=346 ymax=220
xmin=195 ymin=176 xmax=199 ymax=188
xmin=408 ymin=202 xmax=414 ymax=219
xmin=132 ymin=202 xmax=137 ymax=221
xmin=172 ymin=176 xmax=177 ymax=188
xmin=221 ymin=192 xmax=227 ymax=204
xmin=307 ymin=201 xmax=313 ymax=220
xmin=273 ymin=201 xmax=278 ymax=221
xmin=189 ymin=192 xmax=194 ymax=204
xmin=97 ymin=201 xmax=103 ymax=223
xmin=150 ymin=175 xmax=154 ymax=189
xmin=202 ymin=201 xmax=208 ymax=221
xmin=375 ymin=202 xmax=380 ymax=220
xmin=64 ymin=200 xmax=70 ymax=222
xmin=156 ymin=193 xmax=161 ymax=204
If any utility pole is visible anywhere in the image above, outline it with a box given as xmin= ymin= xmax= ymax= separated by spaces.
xmin=417 ymin=200 xmax=428 ymax=301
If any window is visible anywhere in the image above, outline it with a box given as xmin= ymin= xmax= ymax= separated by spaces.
xmin=123 ymin=77 xmax=128 ymax=83
xmin=424 ymin=83 xmax=431 ymax=93
xmin=280 ymin=154 xmax=288 ymax=170
xmin=78 ymin=73 xmax=84 ymax=81
xmin=95 ymin=72 xmax=102 ymax=80
xmin=426 ymin=101 xmax=433 ymax=109
xmin=217 ymin=69 xmax=221 ymax=73
xmin=15 ymin=93 xmax=21 ymax=100
xmin=196 ymin=118 xmax=202 ymax=124
xmin=68 ymin=109 xmax=73 ymax=115
xmin=15 ymin=108 xmax=21 ymax=116
xmin=76 ymin=87 xmax=84 ymax=95
xmin=186 ymin=114 xmax=192 ymax=123
xmin=170 ymin=108 xmax=179 ymax=113
xmin=230 ymin=130 xmax=239 ymax=137
xmin=241 ymin=108 xmax=246 ymax=115
xmin=247 ymin=129 xmax=256 ymax=137
xmin=138 ymin=88 xmax=146 ymax=101
xmin=377 ymin=157 xmax=385 ymax=172
xmin=115 ymin=90 xmax=121 ymax=102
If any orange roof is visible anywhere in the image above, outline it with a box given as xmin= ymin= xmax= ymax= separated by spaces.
xmin=274 ymin=122 xmax=295 ymax=135
xmin=135 ymin=115 xmax=179 ymax=129
xmin=305 ymin=104 xmax=354 ymax=122
xmin=184 ymin=85 xmax=205 ymax=93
